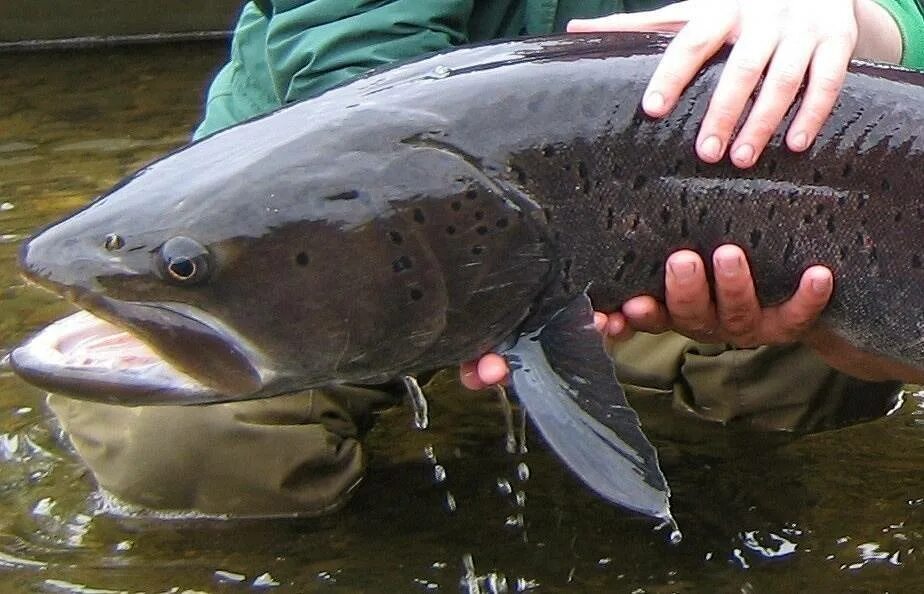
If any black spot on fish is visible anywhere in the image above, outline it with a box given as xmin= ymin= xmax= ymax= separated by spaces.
xmin=882 ymin=178 xmax=891 ymax=192
xmin=913 ymin=254 xmax=922 ymax=268
xmin=471 ymin=245 xmax=485 ymax=255
xmin=679 ymin=187 xmax=688 ymax=208
xmin=813 ymin=169 xmax=823 ymax=184
xmin=632 ymin=175 xmax=648 ymax=190
xmin=466 ymin=188 xmax=478 ymax=200
xmin=895 ymin=211 xmax=903 ymax=223
xmin=803 ymin=214 xmax=813 ymax=225
xmin=749 ymin=229 xmax=762 ymax=249
xmin=451 ymin=201 xmax=462 ymax=211
xmin=766 ymin=159 xmax=778 ymax=176
xmin=410 ymin=288 xmax=423 ymax=301
xmin=767 ymin=203 xmax=776 ymax=221
xmin=476 ymin=225 xmax=489 ymax=235
xmin=413 ymin=208 xmax=426 ymax=223
xmin=446 ymin=225 xmax=456 ymax=235
xmin=724 ymin=217 xmax=733 ymax=235
xmin=815 ymin=204 xmax=825 ymax=215
xmin=324 ymin=190 xmax=358 ymax=202
xmin=295 ymin=252 xmax=309 ymax=267
xmin=577 ymin=161 xmax=590 ymax=194
xmin=496 ymin=217 xmax=509 ymax=229
xmin=474 ymin=211 xmax=484 ymax=221
xmin=612 ymin=263 xmax=625 ymax=282
xmin=541 ymin=144 xmax=555 ymax=158
xmin=839 ymin=245 xmax=849 ymax=261
xmin=393 ymin=255 xmax=412 ymax=273
xmin=826 ymin=215 xmax=836 ymax=233
xmin=388 ymin=231 xmax=403 ymax=244
xmin=660 ymin=206 xmax=671 ymax=226
xmin=842 ymin=162 xmax=852 ymax=178
xmin=508 ymin=164 xmax=527 ymax=185
xmin=624 ymin=250 xmax=636 ymax=264
xmin=606 ymin=207 xmax=615 ymax=230
xmin=697 ymin=206 xmax=707 ymax=224
xmin=782 ymin=236 xmax=794 ymax=264
xmin=857 ymin=193 xmax=869 ymax=209
xmin=680 ymin=218 xmax=689 ymax=238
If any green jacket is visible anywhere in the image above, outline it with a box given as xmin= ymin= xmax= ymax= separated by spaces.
xmin=195 ymin=0 xmax=924 ymax=139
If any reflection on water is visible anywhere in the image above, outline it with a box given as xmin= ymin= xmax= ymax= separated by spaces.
xmin=0 ymin=43 xmax=922 ymax=592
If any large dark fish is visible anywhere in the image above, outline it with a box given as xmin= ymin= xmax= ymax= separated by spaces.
xmin=10 ymin=33 xmax=924 ymax=537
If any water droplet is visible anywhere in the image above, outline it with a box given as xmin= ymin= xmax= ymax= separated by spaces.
xmin=514 ymin=491 xmax=526 ymax=508
xmin=404 ymin=375 xmax=429 ymax=430
xmin=504 ymin=514 xmax=524 ymax=529
xmin=424 ymin=445 xmax=437 ymax=464
xmin=115 ymin=540 xmax=133 ymax=552
xmin=496 ymin=478 xmax=512 ymax=496
xmin=434 ymin=464 xmax=446 ymax=483
xmin=253 ymin=572 xmax=280 ymax=587
xmin=215 ymin=570 xmax=246 ymax=583
xmin=445 ymin=491 xmax=457 ymax=512
xmin=516 ymin=463 xmax=530 ymax=482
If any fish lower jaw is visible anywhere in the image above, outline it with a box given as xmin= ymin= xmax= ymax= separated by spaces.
xmin=10 ymin=310 xmax=220 ymax=405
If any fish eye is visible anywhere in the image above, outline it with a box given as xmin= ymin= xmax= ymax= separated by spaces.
xmin=157 ymin=236 xmax=211 ymax=285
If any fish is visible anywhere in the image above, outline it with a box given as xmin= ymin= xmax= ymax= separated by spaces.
xmin=10 ymin=33 xmax=924 ymax=538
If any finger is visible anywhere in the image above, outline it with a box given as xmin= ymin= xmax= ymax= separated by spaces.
xmin=603 ymin=311 xmax=636 ymax=342
xmin=712 ymin=244 xmax=762 ymax=346
xmin=664 ymin=250 xmax=718 ymax=338
xmin=460 ymin=360 xmax=487 ymax=390
xmin=730 ymin=35 xmax=815 ymax=167
xmin=476 ymin=353 xmax=509 ymax=386
xmin=593 ymin=310 xmax=608 ymax=333
xmin=759 ymin=265 xmax=833 ymax=342
xmin=643 ymin=4 xmax=739 ymax=118
xmin=566 ymin=2 xmax=694 ymax=33
xmin=697 ymin=25 xmax=779 ymax=163
xmin=786 ymin=31 xmax=855 ymax=152
xmin=622 ymin=295 xmax=671 ymax=334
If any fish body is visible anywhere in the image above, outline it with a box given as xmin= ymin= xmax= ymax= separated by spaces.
xmin=11 ymin=34 xmax=924 ymax=529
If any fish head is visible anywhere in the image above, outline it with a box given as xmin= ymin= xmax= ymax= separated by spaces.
xmin=11 ymin=120 xmax=469 ymax=405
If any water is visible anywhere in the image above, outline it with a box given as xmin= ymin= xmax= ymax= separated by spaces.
xmin=0 ymin=43 xmax=923 ymax=592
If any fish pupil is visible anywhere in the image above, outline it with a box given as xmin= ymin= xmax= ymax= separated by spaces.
xmin=168 ymin=257 xmax=196 ymax=280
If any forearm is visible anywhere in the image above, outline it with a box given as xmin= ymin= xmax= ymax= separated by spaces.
xmin=866 ymin=0 xmax=924 ymax=66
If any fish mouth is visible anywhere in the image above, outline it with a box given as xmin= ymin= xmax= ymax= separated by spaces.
xmin=10 ymin=297 xmax=268 ymax=406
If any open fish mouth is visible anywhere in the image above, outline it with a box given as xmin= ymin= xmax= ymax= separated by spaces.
xmin=10 ymin=302 xmax=266 ymax=406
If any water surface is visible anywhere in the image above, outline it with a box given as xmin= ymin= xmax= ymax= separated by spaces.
xmin=0 ymin=43 xmax=921 ymax=593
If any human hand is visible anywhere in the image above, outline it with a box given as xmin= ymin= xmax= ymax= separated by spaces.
xmin=460 ymin=244 xmax=835 ymax=390
xmin=567 ymin=0 xmax=902 ymax=168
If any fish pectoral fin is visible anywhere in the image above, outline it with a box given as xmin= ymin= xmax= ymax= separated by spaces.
xmin=503 ymin=292 xmax=677 ymax=533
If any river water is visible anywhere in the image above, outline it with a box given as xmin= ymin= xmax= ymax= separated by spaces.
xmin=0 ymin=42 xmax=921 ymax=593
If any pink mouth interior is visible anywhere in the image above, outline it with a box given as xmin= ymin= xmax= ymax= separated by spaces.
xmin=37 ymin=310 xmax=162 ymax=371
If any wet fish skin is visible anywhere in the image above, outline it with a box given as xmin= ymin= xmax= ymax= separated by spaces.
xmin=11 ymin=33 xmax=924 ymax=526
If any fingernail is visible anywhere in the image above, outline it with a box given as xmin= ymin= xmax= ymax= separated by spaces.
xmin=668 ymin=259 xmax=696 ymax=281
xmin=790 ymin=131 xmax=808 ymax=151
xmin=716 ymin=253 xmax=741 ymax=276
xmin=732 ymin=144 xmax=754 ymax=167
xmin=643 ymin=91 xmax=665 ymax=114
xmin=700 ymin=135 xmax=723 ymax=161
xmin=810 ymin=272 xmax=832 ymax=294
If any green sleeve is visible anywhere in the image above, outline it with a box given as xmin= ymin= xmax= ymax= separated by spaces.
xmin=875 ymin=0 xmax=924 ymax=68
xmin=265 ymin=0 xmax=473 ymax=104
